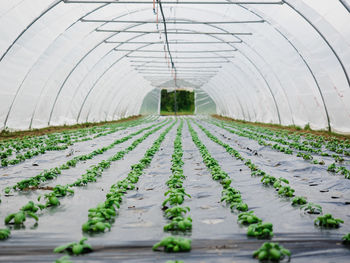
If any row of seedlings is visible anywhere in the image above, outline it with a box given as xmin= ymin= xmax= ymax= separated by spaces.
xmin=210 ymin=119 xmax=350 ymax=178
xmin=1 ymin=120 xmax=172 ymax=241
xmin=3 ymin=119 xmax=166 ymax=195
xmin=153 ymin=120 xmax=192 ymax=255
xmin=193 ymin=121 xmax=349 ymax=248
xmin=210 ymin=120 xmax=325 ymax=164
xmin=0 ymin=116 xmax=150 ymax=167
xmin=221 ymin=118 xmax=350 ymax=156
xmin=1 ymin=118 xmax=162 ymax=203
xmin=224 ymin=119 xmax=350 ymax=166
xmin=187 ymin=120 xmax=291 ymax=263
xmin=236 ymin=121 xmax=350 ymax=178
xmin=202 ymin=119 xmax=347 ymax=222
xmin=53 ymin=120 xmax=177 ymax=258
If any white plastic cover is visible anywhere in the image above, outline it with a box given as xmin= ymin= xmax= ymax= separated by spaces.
xmin=0 ymin=0 xmax=349 ymax=133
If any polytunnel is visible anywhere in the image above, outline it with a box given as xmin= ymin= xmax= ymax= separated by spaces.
xmin=0 ymin=0 xmax=349 ymax=133
xmin=1 ymin=1 xmax=350 ymax=263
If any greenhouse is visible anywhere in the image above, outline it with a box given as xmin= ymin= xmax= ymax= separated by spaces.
xmin=0 ymin=0 xmax=350 ymax=262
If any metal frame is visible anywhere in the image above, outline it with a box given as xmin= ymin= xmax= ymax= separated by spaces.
xmin=73 ymin=21 xmax=281 ymax=123
xmin=97 ymin=29 xmax=253 ymax=35
xmin=105 ymin=40 xmax=243 ymax=44
xmin=339 ymin=0 xmax=350 ymax=13
xmin=82 ymin=19 xmax=265 ymax=24
xmin=64 ymin=0 xmax=284 ymax=4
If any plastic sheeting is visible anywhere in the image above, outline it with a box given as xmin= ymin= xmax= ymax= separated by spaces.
xmin=0 ymin=0 xmax=349 ymax=133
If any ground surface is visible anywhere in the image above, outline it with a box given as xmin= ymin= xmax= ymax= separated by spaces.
xmin=0 ymin=116 xmax=349 ymax=262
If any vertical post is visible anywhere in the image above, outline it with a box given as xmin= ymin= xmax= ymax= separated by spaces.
xmin=174 ymin=89 xmax=177 ymax=116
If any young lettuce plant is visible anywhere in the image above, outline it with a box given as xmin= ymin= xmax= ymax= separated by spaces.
xmin=238 ymin=211 xmax=262 ymax=225
xmin=152 ymin=236 xmax=191 ymax=253
xmin=277 ymin=186 xmax=295 ymax=197
xmin=292 ymin=196 xmax=307 ymax=206
xmin=342 ymin=233 xmax=350 ymax=245
xmin=54 ymin=237 xmax=92 ymax=255
xmin=162 ymin=188 xmax=191 ymax=207
xmin=300 ymin=202 xmax=322 ymax=214
xmin=5 ymin=201 xmax=40 ymax=225
xmin=314 ymin=214 xmax=344 ymax=228
xmin=247 ymin=222 xmax=274 ymax=239
xmin=253 ymin=242 xmax=291 ymax=262
xmin=164 ymin=206 xmax=190 ymax=219
xmin=221 ymin=187 xmax=248 ymax=211
xmin=164 ymin=216 xmax=192 ymax=232
xmin=0 ymin=229 xmax=11 ymax=240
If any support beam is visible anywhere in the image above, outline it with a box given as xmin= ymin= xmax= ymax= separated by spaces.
xmin=126 ymin=55 xmax=236 ymax=59
xmin=133 ymin=66 xmax=223 ymax=69
xmin=64 ymin=1 xmax=283 ymax=4
xmin=116 ymin=49 xmax=237 ymax=52
xmin=130 ymin=61 xmax=230 ymax=64
xmin=137 ymin=70 xmax=219 ymax=73
xmin=97 ymin=29 xmax=253 ymax=35
xmin=339 ymin=0 xmax=350 ymax=12
xmin=105 ymin=40 xmax=243 ymax=44
xmin=82 ymin=19 xmax=265 ymax=24
xmin=139 ymin=72 xmax=216 ymax=76
xmin=135 ymin=66 xmax=221 ymax=69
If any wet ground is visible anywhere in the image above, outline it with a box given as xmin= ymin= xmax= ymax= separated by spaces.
xmin=0 ymin=117 xmax=349 ymax=262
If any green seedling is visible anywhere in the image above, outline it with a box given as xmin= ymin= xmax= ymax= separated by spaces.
xmin=88 ymin=203 xmax=116 ymax=220
xmin=300 ymin=202 xmax=322 ymax=214
xmin=52 ymin=185 xmax=74 ymax=197
xmin=292 ymin=196 xmax=307 ymax=206
xmin=5 ymin=208 xmax=39 ymax=225
xmin=164 ymin=216 xmax=192 ymax=232
xmin=238 ymin=211 xmax=262 ymax=225
xmin=233 ymin=202 xmax=249 ymax=212
xmin=220 ymin=187 xmax=248 ymax=211
xmin=253 ymin=242 xmax=291 ymax=262
xmin=21 ymin=201 xmax=40 ymax=213
xmin=38 ymin=193 xmax=60 ymax=207
xmin=261 ymin=175 xmax=277 ymax=186
xmin=166 ymin=177 xmax=184 ymax=189
xmin=4 ymin=187 xmax=11 ymax=195
xmin=82 ymin=218 xmax=111 ymax=233
xmin=327 ymin=163 xmax=337 ymax=172
xmin=163 ymin=188 xmax=191 ymax=207
xmin=0 ymin=229 xmax=11 ymax=240
xmin=153 ymin=236 xmax=191 ymax=253
xmin=314 ymin=214 xmax=343 ymax=228
xmin=164 ymin=206 xmax=190 ymax=219
xmin=54 ymin=237 xmax=92 ymax=255
xmin=211 ymin=170 xmax=228 ymax=181
xmin=272 ymin=177 xmax=289 ymax=189
xmin=166 ymin=261 xmax=184 ymax=263
xmin=342 ymin=233 xmax=350 ymax=245
xmin=277 ymin=186 xmax=295 ymax=197
xmin=247 ymin=222 xmax=274 ymax=239
xmin=251 ymin=169 xmax=266 ymax=177
xmin=220 ymin=177 xmax=232 ymax=188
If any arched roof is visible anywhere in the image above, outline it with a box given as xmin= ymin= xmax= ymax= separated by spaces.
xmin=0 ymin=0 xmax=349 ymax=133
